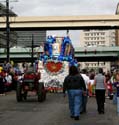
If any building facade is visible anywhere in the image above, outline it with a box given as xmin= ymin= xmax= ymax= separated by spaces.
xmin=0 ymin=3 xmax=17 ymax=48
xmin=16 ymin=31 xmax=46 ymax=47
xmin=115 ymin=3 xmax=119 ymax=46
xmin=79 ymin=30 xmax=115 ymax=47
xmin=79 ymin=30 xmax=116 ymax=72
xmin=0 ymin=3 xmax=46 ymax=51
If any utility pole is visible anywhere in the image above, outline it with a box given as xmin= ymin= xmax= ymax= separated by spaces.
xmin=6 ymin=0 xmax=10 ymax=62
xmin=0 ymin=0 xmax=18 ymax=62
xmin=31 ymin=34 xmax=34 ymax=66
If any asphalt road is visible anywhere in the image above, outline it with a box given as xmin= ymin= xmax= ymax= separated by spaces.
xmin=0 ymin=91 xmax=119 ymax=125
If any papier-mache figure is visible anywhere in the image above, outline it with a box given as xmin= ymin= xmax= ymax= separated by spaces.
xmin=52 ymin=42 xmax=61 ymax=57
xmin=44 ymin=36 xmax=56 ymax=57
xmin=61 ymin=36 xmax=72 ymax=56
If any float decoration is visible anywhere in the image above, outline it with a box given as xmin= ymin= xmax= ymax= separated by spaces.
xmin=44 ymin=60 xmax=64 ymax=75
xmin=37 ymin=36 xmax=78 ymax=92
xmin=39 ymin=36 xmax=78 ymax=75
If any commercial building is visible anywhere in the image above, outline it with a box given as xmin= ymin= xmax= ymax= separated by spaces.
xmin=79 ymin=30 xmax=115 ymax=47
xmin=115 ymin=3 xmax=119 ymax=46
xmin=16 ymin=30 xmax=46 ymax=47
xmin=0 ymin=3 xmax=17 ymax=48
xmin=79 ymin=29 xmax=116 ymax=72
xmin=0 ymin=3 xmax=46 ymax=58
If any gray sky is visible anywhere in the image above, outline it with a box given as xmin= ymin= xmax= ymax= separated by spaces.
xmin=8 ymin=0 xmax=119 ymax=46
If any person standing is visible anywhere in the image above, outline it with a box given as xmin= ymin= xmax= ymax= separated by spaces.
xmin=89 ymin=73 xmax=95 ymax=97
xmin=80 ymin=69 xmax=90 ymax=113
xmin=22 ymin=62 xmax=28 ymax=73
xmin=63 ymin=65 xmax=86 ymax=120
xmin=0 ymin=70 xmax=6 ymax=95
xmin=94 ymin=68 xmax=107 ymax=114
xmin=105 ymin=74 xmax=113 ymax=99
xmin=111 ymin=70 xmax=117 ymax=104
xmin=4 ymin=72 xmax=12 ymax=91
xmin=113 ymin=71 xmax=119 ymax=114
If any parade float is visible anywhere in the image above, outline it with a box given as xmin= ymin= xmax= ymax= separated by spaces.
xmin=37 ymin=36 xmax=78 ymax=92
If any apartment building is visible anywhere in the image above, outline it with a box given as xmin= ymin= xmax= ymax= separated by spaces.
xmin=79 ymin=30 xmax=116 ymax=72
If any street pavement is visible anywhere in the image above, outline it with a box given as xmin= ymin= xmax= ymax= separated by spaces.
xmin=0 ymin=91 xmax=118 ymax=125
xmin=53 ymin=94 xmax=119 ymax=125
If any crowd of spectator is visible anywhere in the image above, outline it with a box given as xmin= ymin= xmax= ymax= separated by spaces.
xmin=1 ymin=60 xmax=119 ymax=116
xmin=0 ymin=61 xmax=29 ymax=95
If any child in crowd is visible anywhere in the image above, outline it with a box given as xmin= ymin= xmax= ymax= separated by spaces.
xmin=88 ymin=73 xmax=95 ymax=97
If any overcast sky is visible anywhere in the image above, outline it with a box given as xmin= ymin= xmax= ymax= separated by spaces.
xmin=7 ymin=0 xmax=119 ymax=46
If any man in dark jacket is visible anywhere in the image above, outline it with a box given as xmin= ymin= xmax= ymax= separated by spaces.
xmin=63 ymin=65 xmax=86 ymax=120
